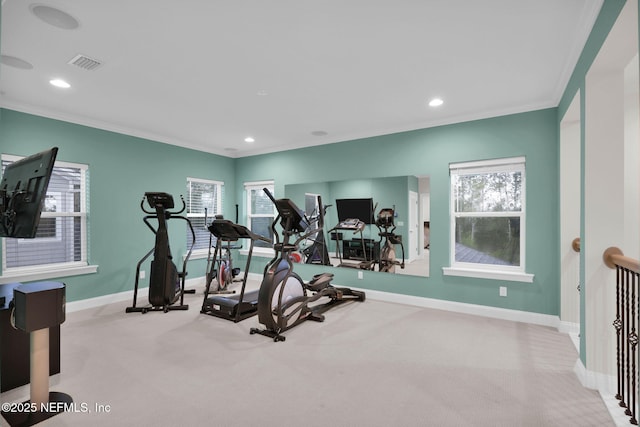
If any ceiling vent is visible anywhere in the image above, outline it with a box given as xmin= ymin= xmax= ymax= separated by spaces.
xmin=67 ymin=54 xmax=102 ymax=71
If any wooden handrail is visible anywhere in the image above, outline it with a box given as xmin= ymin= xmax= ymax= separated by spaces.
xmin=572 ymin=237 xmax=581 ymax=252
xmin=603 ymin=246 xmax=640 ymax=273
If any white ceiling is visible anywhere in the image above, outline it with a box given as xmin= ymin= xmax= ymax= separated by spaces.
xmin=0 ymin=0 xmax=603 ymax=158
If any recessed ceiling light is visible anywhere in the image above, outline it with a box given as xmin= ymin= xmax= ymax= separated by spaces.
xmin=428 ymin=98 xmax=444 ymax=107
xmin=311 ymin=130 xmax=328 ymax=137
xmin=0 ymin=55 xmax=34 ymax=70
xmin=244 ymin=137 xmax=255 ymax=143
xmin=49 ymin=79 xmax=71 ymax=88
xmin=30 ymin=4 xmax=80 ymax=30
xmin=256 ymin=90 xmax=268 ymax=96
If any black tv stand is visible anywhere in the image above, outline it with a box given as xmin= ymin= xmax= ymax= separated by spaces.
xmin=342 ymin=239 xmax=380 ymax=262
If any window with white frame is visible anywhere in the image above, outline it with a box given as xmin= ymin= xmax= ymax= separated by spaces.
xmin=245 ymin=181 xmax=274 ymax=248
xmin=304 ymin=193 xmax=321 ymax=218
xmin=186 ymin=177 xmax=224 ymax=255
xmin=2 ymin=155 xmax=89 ymax=276
xmin=448 ymin=157 xmax=528 ymax=279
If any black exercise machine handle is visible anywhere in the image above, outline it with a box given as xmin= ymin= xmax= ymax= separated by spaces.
xmin=174 ymin=195 xmax=187 ymax=215
xmin=316 ymin=195 xmax=324 ymax=229
xmin=140 ymin=196 xmax=151 ymax=214
xmin=263 ymin=187 xmax=277 ymax=204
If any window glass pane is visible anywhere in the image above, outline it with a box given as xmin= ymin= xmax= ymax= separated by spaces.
xmin=48 ymin=166 xmax=82 ymax=213
xmin=251 ymin=188 xmax=273 ymax=215
xmin=5 ymin=216 xmax=82 ymax=268
xmin=188 ymin=181 xmax=218 ymax=214
xmin=454 ymin=216 xmax=520 ymax=266
xmin=36 ymin=216 xmax=57 ymax=239
xmin=454 ymin=171 xmax=522 ymax=213
xmin=251 ymin=217 xmax=273 ymax=247
xmin=186 ymin=179 xmax=223 ymax=252
xmin=189 ymin=216 xmax=212 ymax=251
xmin=305 ymin=194 xmax=320 ymax=217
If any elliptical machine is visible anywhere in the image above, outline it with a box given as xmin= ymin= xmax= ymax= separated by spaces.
xmin=376 ymin=208 xmax=405 ymax=273
xmin=126 ymin=192 xmax=195 ymax=314
xmin=250 ymin=189 xmax=365 ymax=342
xmin=300 ymin=203 xmax=332 ymax=266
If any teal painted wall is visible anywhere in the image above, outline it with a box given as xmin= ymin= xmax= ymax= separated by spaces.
xmin=0 ymin=83 xmax=564 ymax=318
xmin=236 ymin=108 xmax=560 ymax=315
xmin=0 ymin=109 xmax=236 ymax=303
xmin=2 ymin=2 xmax=629 ymax=318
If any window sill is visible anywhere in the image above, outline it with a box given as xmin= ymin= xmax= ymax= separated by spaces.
xmin=186 ymin=250 xmax=210 ymax=261
xmin=442 ymin=267 xmax=534 ymax=283
xmin=0 ymin=264 xmax=99 ymax=284
xmin=240 ymin=248 xmax=275 ymax=258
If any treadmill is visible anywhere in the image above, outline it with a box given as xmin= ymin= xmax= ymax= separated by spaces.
xmin=201 ymin=219 xmax=271 ymax=322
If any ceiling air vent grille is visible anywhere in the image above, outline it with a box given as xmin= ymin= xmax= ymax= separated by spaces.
xmin=67 ymin=54 xmax=102 ymax=71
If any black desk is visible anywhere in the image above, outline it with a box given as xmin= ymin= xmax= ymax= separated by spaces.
xmin=0 ymin=283 xmax=60 ymax=392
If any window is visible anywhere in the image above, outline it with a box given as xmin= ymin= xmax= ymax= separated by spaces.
xmin=186 ymin=177 xmax=223 ymax=255
xmin=1 ymin=155 xmax=92 ymax=279
xmin=245 ymin=181 xmax=274 ymax=248
xmin=445 ymin=157 xmax=533 ymax=283
xmin=304 ymin=193 xmax=321 ymax=217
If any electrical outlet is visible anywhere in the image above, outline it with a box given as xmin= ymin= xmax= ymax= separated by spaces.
xmin=499 ymin=286 xmax=507 ymax=297
xmin=358 ymin=271 xmax=363 ymax=279
xmin=139 ymin=270 xmax=146 ymax=279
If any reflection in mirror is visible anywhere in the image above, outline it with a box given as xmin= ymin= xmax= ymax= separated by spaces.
xmin=284 ymin=176 xmax=430 ymax=277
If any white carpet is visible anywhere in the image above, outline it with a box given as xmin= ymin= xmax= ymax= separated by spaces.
xmin=1 ymin=281 xmax=614 ymax=426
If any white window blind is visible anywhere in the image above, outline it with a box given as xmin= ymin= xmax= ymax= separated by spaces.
xmin=186 ymin=177 xmax=223 ymax=253
xmin=245 ymin=181 xmax=274 ymax=248
xmin=2 ymin=156 xmax=89 ymax=274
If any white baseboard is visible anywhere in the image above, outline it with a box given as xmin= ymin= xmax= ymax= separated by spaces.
xmin=558 ymin=321 xmax=580 ymax=352
xmin=246 ymin=273 xmax=561 ymax=328
xmin=573 ymin=358 xmax=616 ymax=393
xmin=573 ymin=358 xmax=629 ymax=426
xmin=68 ymin=274 xmax=559 ymax=328
xmin=69 ymin=274 xmax=562 ymax=330
xmin=65 ymin=277 xmax=205 ymax=313
xmin=348 ymin=286 xmax=561 ymax=328
xmin=558 ymin=320 xmax=580 ymax=335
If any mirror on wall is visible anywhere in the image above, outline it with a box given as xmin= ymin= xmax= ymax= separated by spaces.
xmin=284 ymin=175 xmax=430 ymax=277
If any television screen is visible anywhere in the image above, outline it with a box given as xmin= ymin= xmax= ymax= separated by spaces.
xmin=336 ymin=198 xmax=374 ymax=224
xmin=0 ymin=147 xmax=58 ymax=238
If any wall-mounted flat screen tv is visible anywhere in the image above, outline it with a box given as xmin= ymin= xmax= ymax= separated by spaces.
xmin=335 ymin=198 xmax=375 ymax=224
xmin=0 ymin=147 xmax=58 ymax=238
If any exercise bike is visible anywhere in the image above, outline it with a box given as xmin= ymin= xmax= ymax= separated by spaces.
xmin=250 ymin=189 xmax=365 ymax=342
xmin=376 ymin=208 xmax=405 ymax=273
xmin=126 ymin=192 xmax=195 ymax=314
xmin=205 ymin=214 xmax=242 ymax=294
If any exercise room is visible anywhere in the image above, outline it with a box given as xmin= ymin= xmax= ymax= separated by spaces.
xmin=0 ymin=1 xmax=638 ymax=426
